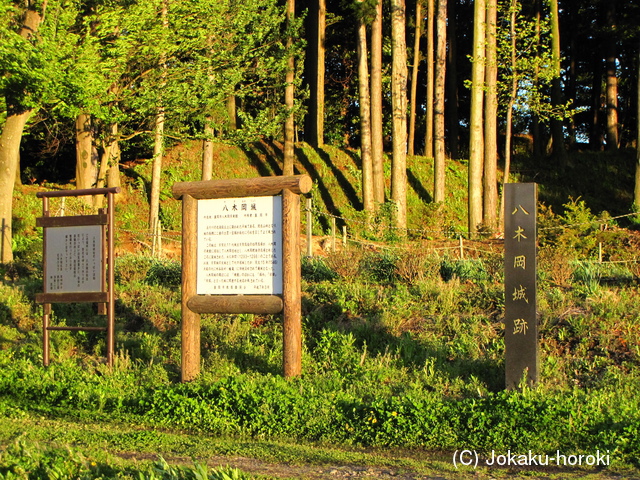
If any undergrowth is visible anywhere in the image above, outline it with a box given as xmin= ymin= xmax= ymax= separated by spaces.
xmin=2 ymin=188 xmax=640 ymax=473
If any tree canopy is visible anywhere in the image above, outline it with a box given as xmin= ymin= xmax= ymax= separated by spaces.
xmin=1 ymin=0 xmax=640 ymax=259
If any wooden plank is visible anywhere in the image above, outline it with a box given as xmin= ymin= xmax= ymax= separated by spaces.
xmin=36 ymin=187 xmax=121 ymax=198
xmin=282 ymin=188 xmax=302 ymax=378
xmin=35 ymin=292 xmax=108 ymax=304
xmin=36 ymin=214 xmax=108 ymax=228
xmin=172 ymin=175 xmax=312 ymax=200
xmin=181 ymin=194 xmax=200 ymax=382
xmin=187 ymin=295 xmax=283 ymax=314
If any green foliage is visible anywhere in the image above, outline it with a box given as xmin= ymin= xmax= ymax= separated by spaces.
xmin=440 ymin=257 xmax=489 ymax=283
xmin=145 ymin=259 xmax=182 ymax=288
xmin=0 ymin=441 xmax=254 ymax=480
xmin=301 ymin=256 xmax=338 ymax=283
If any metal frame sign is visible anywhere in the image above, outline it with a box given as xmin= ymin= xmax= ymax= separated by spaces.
xmin=44 ymin=225 xmax=102 ymax=293
xmin=197 ymin=196 xmax=283 ymax=295
xmin=504 ymin=182 xmax=538 ymax=389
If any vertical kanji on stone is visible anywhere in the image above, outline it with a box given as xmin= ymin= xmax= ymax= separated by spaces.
xmin=504 ymin=183 xmax=538 ymax=389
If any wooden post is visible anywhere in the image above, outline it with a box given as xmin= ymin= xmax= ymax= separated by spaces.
xmin=42 ymin=196 xmax=50 ymax=366
xmin=306 ymin=197 xmax=313 ymax=257
xmin=599 ymin=242 xmax=603 ymax=263
xmin=107 ymin=190 xmax=116 ymax=367
xmin=181 ymin=194 xmax=200 ymax=382
xmin=282 ymin=189 xmax=302 ymax=377
xmin=331 ymin=217 xmax=336 ymax=252
xmin=459 ymin=235 xmax=464 ymax=259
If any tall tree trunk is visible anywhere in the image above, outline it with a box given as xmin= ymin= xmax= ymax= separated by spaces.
xmin=75 ymin=113 xmax=98 ymax=204
xmin=227 ymin=94 xmax=237 ymax=131
xmin=549 ymin=0 xmax=566 ymax=162
xmin=0 ymin=111 xmax=31 ymax=263
xmin=424 ymin=0 xmax=435 ymax=159
xmin=604 ymin=0 xmax=619 ymax=150
xmin=446 ymin=0 xmax=458 ymax=159
xmin=95 ymin=123 xmax=121 ymax=209
xmin=590 ymin=53 xmax=604 ymax=151
xmin=483 ymin=0 xmax=498 ymax=231
xmin=433 ymin=0 xmax=446 ymax=203
xmin=0 ymin=2 xmax=46 ymax=263
xmin=356 ymin=0 xmax=374 ymax=212
xmin=306 ymin=0 xmax=326 ymax=147
xmin=565 ymin=0 xmax=577 ymax=149
xmin=391 ymin=0 xmax=408 ymax=230
xmin=635 ymin=41 xmax=640 ymax=209
xmin=371 ymin=0 xmax=385 ymax=205
xmin=283 ymin=0 xmax=296 ymax=176
xmin=499 ymin=0 xmax=518 ymax=229
xmin=149 ymin=109 xmax=165 ymax=256
xmin=468 ymin=0 xmax=485 ymax=237
xmin=202 ymin=120 xmax=214 ymax=181
xmin=531 ymin=0 xmax=543 ymax=158
xmin=408 ymin=0 xmax=422 ymax=156
xmin=149 ymin=0 xmax=168 ymax=257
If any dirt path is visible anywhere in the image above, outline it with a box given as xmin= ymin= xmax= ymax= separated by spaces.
xmin=117 ymin=450 xmax=636 ymax=480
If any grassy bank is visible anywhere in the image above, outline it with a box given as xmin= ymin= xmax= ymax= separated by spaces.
xmin=2 ymin=144 xmax=640 ymax=478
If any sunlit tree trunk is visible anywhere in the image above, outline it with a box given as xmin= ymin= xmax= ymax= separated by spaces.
xmin=391 ymin=0 xmax=408 ymax=230
xmin=433 ymin=0 xmax=446 ymax=203
xmin=549 ymin=0 xmax=566 ymax=162
xmin=0 ymin=3 xmax=46 ymax=263
xmin=483 ymin=0 xmax=498 ymax=231
xmin=307 ymin=0 xmax=326 ymax=147
xmin=227 ymin=94 xmax=237 ymax=131
xmin=283 ymin=0 xmax=296 ymax=176
xmin=468 ymin=0 xmax=485 ymax=237
xmin=424 ymin=0 xmax=435 ymax=159
xmin=75 ymin=113 xmax=98 ymax=204
xmin=356 ymin=0 xmax=374 ymax=212
xmin=499 ymin=0 xmax=518 ymax=229
xmin=371 ymin=0 xmax=385 ymax=205
xmin=408 ymin=0 xmax=422 ymax=156
xmin=202 ymin=120 xmax=214 ymax=181
xmin=604 ymin=0 xmax=619 ymax=150
xmin=531 ymin=0 xmax=543 ymax=158
xmin=149 ymin=0 xmax=168 ymax=257
xmin=634 ymin=41 xmax=640 ymax=209
xmin=446 ymin=0 xmax=459 ymax=159
xmin=95 ymin=123 xmax=121 ymax=209
xmin=149 ymin=109 xmax=165 ymax=256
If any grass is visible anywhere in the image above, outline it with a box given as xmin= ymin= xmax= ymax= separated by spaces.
xmin=3 ymin=143 xmax=640 ymax=478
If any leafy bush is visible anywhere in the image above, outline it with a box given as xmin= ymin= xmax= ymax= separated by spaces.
xmin=146 ymin=259 xmax=182 ymax=287
xmin=440 ymin=257 xmax=489 ymax=282
xmin=301 ymin=256 xmax=338 ymax=282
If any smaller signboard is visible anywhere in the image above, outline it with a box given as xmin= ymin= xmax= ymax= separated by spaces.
xmin=45 ymin=225 xmax=102 ymax=293
xmin=197 ymin=195 xmax=283 ymax=295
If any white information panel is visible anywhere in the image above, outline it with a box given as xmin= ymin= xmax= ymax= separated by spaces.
xmin=197 ymin=196 xmax=283 ymax=295
xmin=45 ymin=225 xmax=102 ymax=293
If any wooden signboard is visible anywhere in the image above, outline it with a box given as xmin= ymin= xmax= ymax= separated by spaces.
xmin=35 ymin=187 xmax=119 ymax=367
xmin=172 ymin=175 xmax=313 ymax=381
xmin=504 ymin=183 xmax=538 ymax=389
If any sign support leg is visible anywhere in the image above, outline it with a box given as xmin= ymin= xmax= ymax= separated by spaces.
xmin=282 ymin=188 xmax=302 ymax=378
xmin=181 ymin=194 xmax=200 ymax=381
